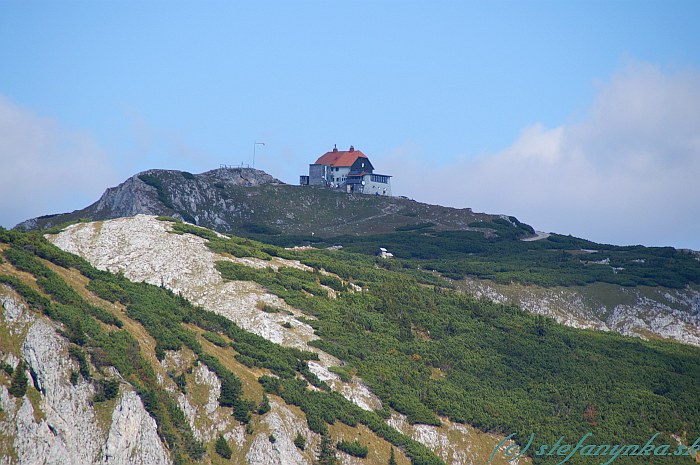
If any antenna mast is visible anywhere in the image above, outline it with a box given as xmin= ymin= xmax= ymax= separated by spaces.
xmin=253 ymin=142 xmax=265 ymax=168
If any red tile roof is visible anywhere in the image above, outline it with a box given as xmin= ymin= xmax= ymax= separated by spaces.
xmin=315 ymin=148 xmax=368 ymax=167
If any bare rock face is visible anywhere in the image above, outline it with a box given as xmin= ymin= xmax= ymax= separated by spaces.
xmin=461 ymin=278 xmax=700 ymax=347
xmin=93 ymin=175 xmax=164 ymax=218
xmin=246 ymin=400 xmax=309 ymax=465
xmin=387 ymin=412 xmax=527 ymax=465
xmin=102 ymin=390 xmax=171 ymax=465
xmin=0 ymin=288 xmax=170 ymax=465
xmin=174 ymin=361 xmax=231 ymax=443
xmin=194 ymin=363 xmax=221 ymax=416
xmin=16 ymin=167 xmax=283 ymax=231
xmin=0 ymin=289 xmax=35 ymax=333
xmin=307 ymin=361 xmax=382 ymax=411
xmin=16 ymin=319 xmax=103 ymax=465
xmin=200 ymin=167 xmax=282 ymax=187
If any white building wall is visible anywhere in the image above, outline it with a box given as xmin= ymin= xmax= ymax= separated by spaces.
xmin=328 ymin=167 xmax=351 ymax=184
xmin=361 ymin=175 xmax=392 ymax=196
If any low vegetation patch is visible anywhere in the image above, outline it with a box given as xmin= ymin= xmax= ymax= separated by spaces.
xmin=238 ymin=217 xmax=700 ymax=288
xmin=215 ymin=434 xmax=232 ymax=459
xmin=337 ymin=439 xmax=368 ymax=458
xmin=156 ymin=216 xmax=181 ymax=223
xmin=93 ymin=379 xmax=120 ymax=402
xmin=9 ymin=360 xmax=28 ymax=398
xmin=138 ymin=174 xmax=175 ymax=210
xmin=202 ymin=331 xmax=228 ymax=347
xmin=174 ymin=223 xmax=700 ymax=465
xmin=293 ymin=432 xmax=306 ymax=450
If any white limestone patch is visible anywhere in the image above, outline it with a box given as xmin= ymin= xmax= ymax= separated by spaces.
xmin=246 ymin=400 xmax=311 ymax=465
xmin=229 ymin=255 xmax=313 ymax=273
xmin=194 ymin=363 xmax=221 ymax=415
xmin=49 ymin=216 xmax=319 ymax=351
xmin=461 ymin=278 xmax=700 ymax=347
xmin=0 ymin=385 xmax=19 ymax=461
xmin=387 ymin=412 xmax=527 ymax=465
xmin=1 ymin=287 xmax=35 ymax=335
xmin=183 ymin=363 xmax=232 ymax=442
xmin=161 ymin=350 xmax=231 ymax=443
xmin=0 ymin=290 xmax=171 ymax=465
xmin=48 ymin=216 xmax=384 ymax=411
xmin=102 ymin=390 xmax=172 ymax=465
xmin=16 ymin=319 xmax=103 ymax=465
xmin=307 ymin=361 xmax=382 ymax=411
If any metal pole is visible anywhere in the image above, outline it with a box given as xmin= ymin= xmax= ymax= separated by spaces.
xmin=253 ymin=142 xmax=265 ymax=168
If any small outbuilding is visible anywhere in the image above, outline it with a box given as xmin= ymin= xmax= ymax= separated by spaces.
xmin=376 ymin=247 xmax=393 ymax=258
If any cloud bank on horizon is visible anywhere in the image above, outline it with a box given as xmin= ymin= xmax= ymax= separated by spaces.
xmin=0 ymin=95 xmax=119 ymax=228
xmin=386 ymin=62 xmax=700 ymax=249
xmin=1 ymin=62 xmax=699 ymax=250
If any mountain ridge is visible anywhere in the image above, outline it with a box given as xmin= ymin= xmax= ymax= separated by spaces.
xmin=16 ymin=167 xmax=519 ymax=240
xmin=13 ymin=167 xmax=700 ymax=348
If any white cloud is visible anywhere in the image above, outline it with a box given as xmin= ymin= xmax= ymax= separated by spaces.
xmin=387 ymin=62 xmax=700 ymax=249
xmin=0 ymin=94 xmax=118 ymax=228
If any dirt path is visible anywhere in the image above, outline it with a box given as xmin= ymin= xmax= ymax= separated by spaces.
xmin=520 ymin=230 xmax=551 ymax=241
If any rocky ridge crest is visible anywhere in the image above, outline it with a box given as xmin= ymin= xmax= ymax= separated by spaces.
xmin=16 ymin=167 xmax=282 ymax=231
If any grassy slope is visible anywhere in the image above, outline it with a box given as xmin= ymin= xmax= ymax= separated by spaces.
xmin=0 ymin=227 xmax=440 ymax=465
xmin=4 ymin=219 xmax=700 ymax=464
xmin=167 ymin=221 xmax=700 ymax=465
xmin=254 ymin=223 xmax=700 ymax=290
xmin=215 ymin=184 xmax=490 ymax=236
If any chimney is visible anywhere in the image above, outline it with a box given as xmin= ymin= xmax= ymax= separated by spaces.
xmin=333 ymin=144 xmax=338 ymax=153
xmin=349 ymin=145 xmax=354 ymax=152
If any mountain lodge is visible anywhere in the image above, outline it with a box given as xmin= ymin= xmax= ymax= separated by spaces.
xmin=299 ymin=145 xmax=392 ymax=196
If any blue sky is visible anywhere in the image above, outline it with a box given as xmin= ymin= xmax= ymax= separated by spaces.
xmin=1 ymin=1 xmax=699 ymax=249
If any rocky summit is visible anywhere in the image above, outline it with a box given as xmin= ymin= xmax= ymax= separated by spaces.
xmin=16 ymin=167 xmax=497 ymax=238
xmin=17 ymin=167 xmax=282 ymax=232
